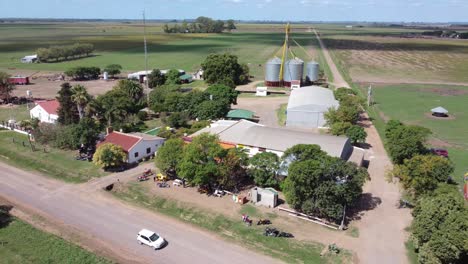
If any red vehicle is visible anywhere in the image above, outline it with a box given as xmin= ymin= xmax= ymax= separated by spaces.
xmin=8 ymin=76 xmax=30 ymax=85
xmin=431 ymin=148 xmax=448 ymax=158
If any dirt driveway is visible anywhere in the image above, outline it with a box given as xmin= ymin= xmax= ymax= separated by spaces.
xmin=235 ymin=96 xmax=289 ymax=127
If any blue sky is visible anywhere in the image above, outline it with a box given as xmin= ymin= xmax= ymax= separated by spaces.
xmin=1 ymin=0 xmax=467 ymax=22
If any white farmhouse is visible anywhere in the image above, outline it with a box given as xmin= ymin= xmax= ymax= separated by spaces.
xmin=21 ymin=54 xmax=38 ymax=63
xmin=98 ymin=131 xmax=165 ymax=164
xmin=30 ymin=100 xmax=60 ymax=124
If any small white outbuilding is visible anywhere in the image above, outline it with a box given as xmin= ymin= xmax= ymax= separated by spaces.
xmin=250 ymin=187 xmax=278 ymax=208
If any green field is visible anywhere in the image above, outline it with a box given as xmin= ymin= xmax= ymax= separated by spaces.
xmin=113 ymin=183 xmax=352 ymax=264
xmin=0 ymin=23 xmax=322 ymax=81
xmin=0 ymin=104 xmax=30 ymax=122
xmin=363 ymin=83 xmax=468 ymax=184
xmin=0 ymin=131 xmax=106 ymax=183
xmin=0 ymin=219 xmax=110 ymax=264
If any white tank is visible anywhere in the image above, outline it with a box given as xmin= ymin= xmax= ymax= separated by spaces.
xmin=103 ymin=71 xmax=109 ymax=80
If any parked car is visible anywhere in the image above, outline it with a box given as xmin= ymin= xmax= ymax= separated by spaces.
xmin=173 ymin=179 xmax=184 ymax=187
xmin=430 ymin=148 xmax=448 ymax=158
xmin=137 ymin=229 xmax=166 ymax=250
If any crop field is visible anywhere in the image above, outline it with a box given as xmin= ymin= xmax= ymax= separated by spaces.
xmin=364 ymin=83 xmax=468 ymax=184
xmin=0 ymin=23 xmax=320 ymax=80
xmin=315 ymin=24 xmax=468 ymax=84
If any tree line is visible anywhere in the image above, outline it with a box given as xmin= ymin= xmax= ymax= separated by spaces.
xmin=36 ymin=43 xmax=94 ymax=62
xmin=163 ymin=17 xmax=236 ymax=34
xmin=384 ymin=120 xmax=467 ymax=264
xmin=324 ymin=88 xmax=367 ymax=145
xmin=156 ymin=137 xmax=368 ymax=223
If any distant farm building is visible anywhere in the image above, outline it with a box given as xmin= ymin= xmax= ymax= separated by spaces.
xmin=98 ymin=130 xmax=165 ymax=164
xmin=8 ymin=76 xmax=30 ymax=85
xmin=188 ymin=120 xmax=362 ymax=165
xmin=286 ymin=86 xmax=339 ymax=128
xmin=30 ymin=100 xmax=59 ymax=124
xmin=192 ymin=69 xmax=204 ymax=80
xmin=21 ymin=54 xmax=38 ymax=63
xmin=127 ymin=69 xmax=186 ymax=83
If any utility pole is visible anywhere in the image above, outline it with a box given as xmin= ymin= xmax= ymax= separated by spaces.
xmin=339 ymin=204 xmax=346 ymax=230
xmin=143 ymin=10 xmax=150 ymax=102
xmin=367 ymin=84 xmax=373 ymax=107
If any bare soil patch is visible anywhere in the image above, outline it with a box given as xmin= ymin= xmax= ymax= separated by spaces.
xmin=423 ymin=87 xmax=468 ymax=96
xmin=427 ymin=138 xmax=454 ymax=148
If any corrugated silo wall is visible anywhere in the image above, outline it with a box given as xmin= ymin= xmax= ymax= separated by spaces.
xmin=283 ymin=60 xmax=304 ymax=87
xmin=306 ymin=62 xmax=319 ymax=83
xmin=264 ymin=59 xmax=281 ymax=87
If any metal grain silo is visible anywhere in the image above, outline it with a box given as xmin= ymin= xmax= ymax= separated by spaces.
xmin=265 ymin=57 xmax=282 ymax=87
xmin=306 ymin=61 xmax=319 ymax=83
xmin=283 ymin=58 xmax=304 ymax=87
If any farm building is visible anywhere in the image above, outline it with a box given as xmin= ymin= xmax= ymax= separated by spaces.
xmin=250 ymin=187 xmax=278 ymax=208
xmin=226 ymin=109 xmax=255 ymax=120
xmin=286 ymin=86 xmax=339 ymax=128
xmin=8 ymin=76 xmax=30 ymax=85
xmin=193 ymin=69 xmax=204 ymax=80
xmin=128 ymin=69 xmax=186 ymax=83
xmin=188 ymin=120 xmax=363 ymax=165
xmin=98 ymin=130 xmax=165 ymax=164
xmin=30 ymin=100 xmax=59 ymax=124
xmin=21 ymin=54 xmax=38 ymax=63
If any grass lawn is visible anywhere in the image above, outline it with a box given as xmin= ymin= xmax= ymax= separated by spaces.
xmin=276 ymin=103 xmax=287 ymax=126
xmin=405 ymin=240 xmax=419 ymax=264
xmin=0 ymin=131 xmax=106 ymax=183
xmin=112 ymin=183 xmax=352 ymax=264
xmin=364 ymin=83 xmax=468 ymax=184
xmin=0 ymin=104 xmax=30 ymax=122
xmin=0 ymin=219 xmax=111 ymax=264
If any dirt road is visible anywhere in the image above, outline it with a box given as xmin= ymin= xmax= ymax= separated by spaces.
xmin=313 ymin=29 xmax=412 ymax=264
xmin=0 ymin=162 xmax=282 ymax=264
xmin=313 ymin=29 xmax=350 ymax=88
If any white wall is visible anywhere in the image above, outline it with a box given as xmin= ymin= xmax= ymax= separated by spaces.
xmin=128 ymin=138 xmax=165 ymax=163
xmin=30 ymin=106 xmax=58 ymax=124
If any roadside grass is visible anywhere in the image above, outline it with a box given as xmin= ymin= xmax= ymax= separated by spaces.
xmin=239 ymin=204 xmax=261 ymax=218
xmin=112 ymin=183 xmax=353 ymax=263
xmin=405 ymin=239 xmax=419 ymax=264
xmin=0 ymin=104 xmax=30 ymax=122
xmin=0 ymin=219 xmax=111 ymax=264
xmin=345 ymin=226 xmax=359 ymax=238
xmin=276 ymin=103 xmax=287 ymax=126
xmin=0 ymin=131 xmax=106 ymax=183
xmin=364 ymin=83 xmax=468 ymax=184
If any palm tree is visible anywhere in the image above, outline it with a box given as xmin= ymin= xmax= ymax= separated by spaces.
xmin=71 ymin=85 xmax=91 ymax=119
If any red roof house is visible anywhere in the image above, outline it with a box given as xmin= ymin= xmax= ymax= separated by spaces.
xmin=30 ymin=99 xmax=60 ymax=123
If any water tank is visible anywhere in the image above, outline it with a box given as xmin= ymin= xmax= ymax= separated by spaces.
xmin=306 ymin=61 xmax=319 ymax=82
xmin=103 ymin=71 xmax=108 ymax=80
xmin=265 ymin=57 xmax=282 ymax=86
xmin=283 ymin=58 xmax=304 ymax=83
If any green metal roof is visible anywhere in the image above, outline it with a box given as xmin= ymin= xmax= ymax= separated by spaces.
xmin=226 ymin=109 xmax=255 ymax=119
xmin=144 ymin=127 xmax=161 ymax=136
xmin=179 ymin=74 xmax=192 ymax=80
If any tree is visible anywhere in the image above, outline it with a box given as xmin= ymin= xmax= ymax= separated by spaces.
xmin=165 ymin=69 xmax=182 ymax=85
xmin=330 ymin=121 xmax=352 ymax=136
xmin=148 ymin=69 xmax=166 ymax=88
xmin=155 ymin=138 xmax=185 ymax=176
xmin=0 ymin=71 xmax=15 ymax=103
xmin=346 ymin=125 xmax=367 ymax=144
xmin=104 ymin=64 xmax=122 ymax=77
xmin=385 ymin=119 xmax=403 ymax=139
xmin=283 ymin=157 xmax=368 ymax=221
xmin=177 ymin=133 xmax=226 ymax=186
xmin=411 ymin=185 xmax=468 ymax=264
xmin=226 ymin=19 xmax=236 ymax=32
xmin=94 ymin=89 xmax=133 ymax=126
xmin=201 ymin=53 xmax=249 ymax=86
xmin=64 ymin=66 xmax=100 ymax=80
xmin=195 ymin=100 xmax=229 ymax=120
xmin=282 ymin=144 xmax=327 ymax=163
xmin=57 ymin=82 xmax=80 ymax=125
xmin=93 ymin=143 xmax=127 ymax=169
xmin=114 ymin=79 xmax=144 ymax=103
xmin=205 ymin=84 xmax=238 ymax=105
xmin=387 ymin=125 xmax=431 ymax=164
xmin=334 ymin=87 xmax=356 ymax=102
xmin=71 ymin=84 xmax=91 ymax=119
xmin=165 ymin=112 xmax=189 ymax=128
xmin=249 ymin=152 xmax=280 ymax=187
xmin=394 ymin=155 xmax=454 ymax=196
xmin=218 ymin=148 xmax=248 ymax=190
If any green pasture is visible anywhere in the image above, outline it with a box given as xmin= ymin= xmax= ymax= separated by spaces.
xmin=0 ymin=219 xmax=111 ymax=264
xmin=0 ymin=23 xmax=322 ymax=81
xmin=367 ymin=83 xmax=468 ymax=184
